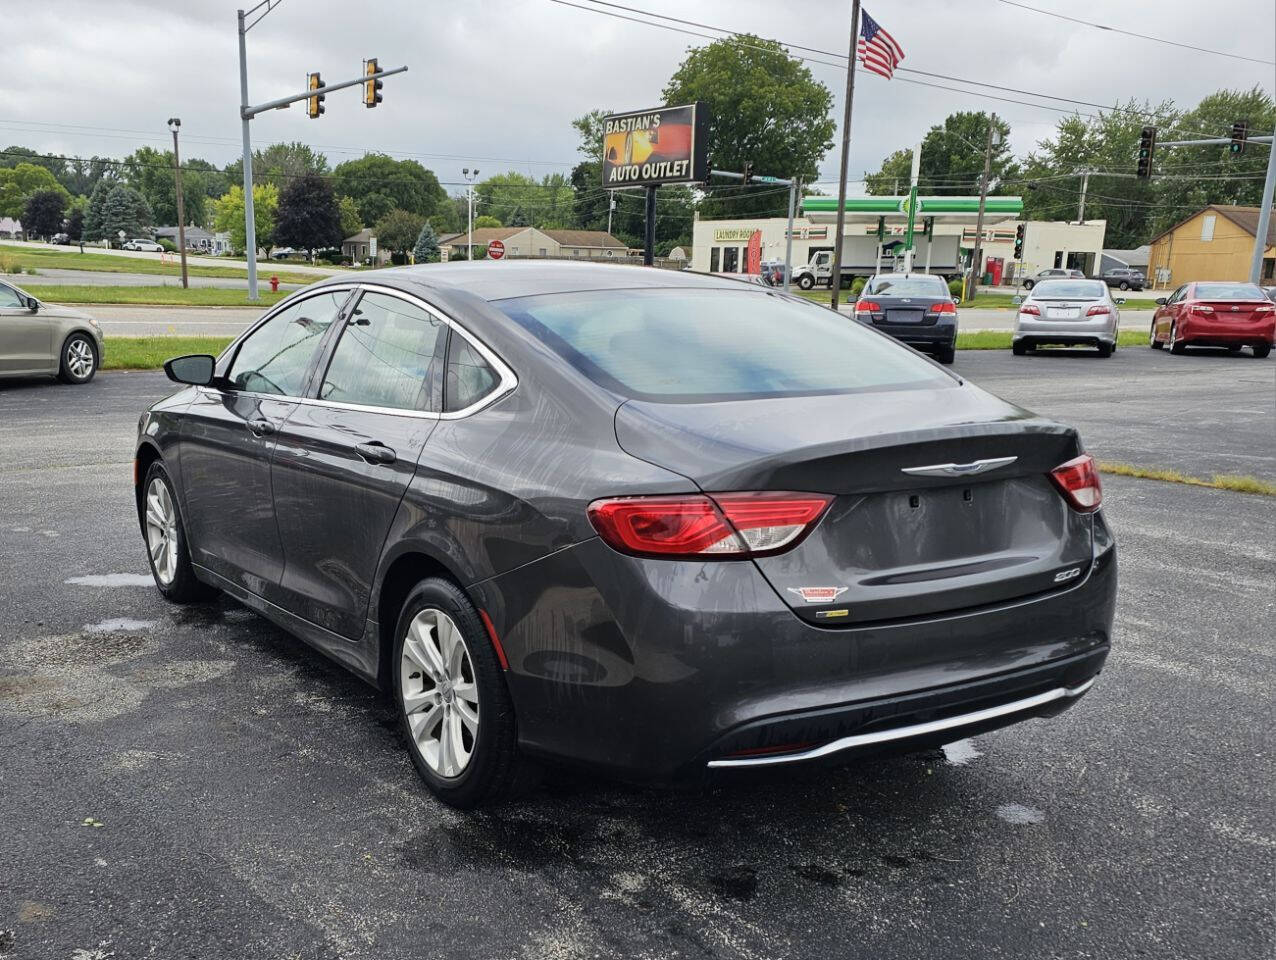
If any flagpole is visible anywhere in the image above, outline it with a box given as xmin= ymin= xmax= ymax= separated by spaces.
xmin=829 ymin=0 xmax=862 ymax=312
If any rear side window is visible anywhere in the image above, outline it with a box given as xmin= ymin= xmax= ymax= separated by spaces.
xmin=228 ymin=290 xmax=348 ymax=396
xmin=445 ymin=336 xmax=500 ymax=412
xmin=319 ymin=291 xmax=447 ymax=412
xmin=1194 ymin=283 xmax=1263 ymax=300
xmin=864 ymin=276 xmax=948 ymax=297
xmin=1031 ymin=280 xmax=1106 ymax=300
xmin=497 ymin=288 xmax=952 ymax=403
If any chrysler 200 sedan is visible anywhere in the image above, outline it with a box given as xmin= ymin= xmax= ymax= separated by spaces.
xmin=135 ymin=262 xmax=1116 ymax=808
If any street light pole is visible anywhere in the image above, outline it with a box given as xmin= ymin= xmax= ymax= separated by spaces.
xmin=1250 ymin=122 xmax=1276 ymax=285
xmin=829 ymin=0 xmax=862 ymax=311
xmin=167 ymin=118 xmax=189 ymax=289
xmin=237 ymin=8 xmax=259 ymax=300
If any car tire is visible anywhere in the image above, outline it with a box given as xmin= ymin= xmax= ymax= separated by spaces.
xmin=392 ymin=577 xmax=531 ymax=809
xmin=797 ymin=275 xmax=814 ymax=291
xmin=57 ymin=333 xmax=98 ymax=384
xmin=142 ymin=462 xmax=217 ymax=603
xmin=1168 ymin=322 xmax=1186 ymax=354
xmin=1119 ymin=281 xmax=1130 ymax=290
xmin=1149 ymin=322 xmax=1163 ymax=349
xmin=1011 ymin=340 xmax=1027 ymax=356
xmin=1254 ymin=343 xmax=1272 ymax=359
xmin=1096 ymin=342 xmax=1112 ymax=358
xmin=1227 ymin=344 xmax=1243 ymax=354
xmin=935 ymin=344 xmax=956 ymax=365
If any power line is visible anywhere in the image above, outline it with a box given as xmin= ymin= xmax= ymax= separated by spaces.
xmin=993 ymin=0 xmax=1275 ymax=66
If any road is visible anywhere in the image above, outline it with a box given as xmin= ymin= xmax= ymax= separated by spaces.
xmin=21 ymin=267 xmax=307 ymax=291
xmin=0 ymin=351 xmax=1271 ymax=959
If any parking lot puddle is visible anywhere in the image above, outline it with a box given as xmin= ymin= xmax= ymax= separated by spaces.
xmin=84 ymin=618 xmax=156 ymax=633
xmin=65 ymin=573 xmax=153 ymax=587
xmin=941 ymin=738 xmax=982 ymax=766
xmin=996 ymin=803 xmax=1046 ymax=825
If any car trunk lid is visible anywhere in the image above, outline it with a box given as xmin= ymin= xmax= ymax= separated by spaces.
xmin=614 ymin=384 xmax=1092 ymax=625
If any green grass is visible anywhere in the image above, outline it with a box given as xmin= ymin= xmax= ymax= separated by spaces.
xmin=953 ymin=329 xmax=1148 ymax=350
xmin=1099 ymin=462 xmax=1276 ymax=497
xmin=22 ymin=285 xmax=289 ymax=307
xmin=103 ymin=336 xmax=235 ymax=370
xmin=0 ymin=242 xmax=326 ymax=284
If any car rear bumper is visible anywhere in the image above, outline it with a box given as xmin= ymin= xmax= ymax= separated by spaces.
xmin=871 ymin=320 xmax=957 ymax=350
xmin=473 ymin=510 xmax=1116 ymax=781
xmin=1178 ymin=318 xmax=1275 ymax=345
xmin=1014 ymin=316 xmax=1116 ymax=345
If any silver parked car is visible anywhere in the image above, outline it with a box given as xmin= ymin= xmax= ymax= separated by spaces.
xmin=0 ymin=280 xmax=105 ymax=383
xmin=1022 ymin=268 xmax=1086 ymax=290
xmin=1012 ymin=279 xmax=1121 ymax=358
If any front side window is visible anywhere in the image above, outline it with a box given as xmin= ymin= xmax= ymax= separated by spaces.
xmin=227 ymin=290 xmax=348 ymax=396
xmin=497 ymin=287 xmax=953 ymax=404
xmin=319 ymin=291 xmax=446 ymax=412
xmin=445 ymin=336 xmax=501 ymax=413
xmin=0 ymin=283 xmax=24 ymax=308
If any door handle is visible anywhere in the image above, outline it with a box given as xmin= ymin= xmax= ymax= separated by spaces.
xmin=355 ymin=441 xmax=397 ymax=465
xmin=247 ymin=417 xmax=276 ymax=437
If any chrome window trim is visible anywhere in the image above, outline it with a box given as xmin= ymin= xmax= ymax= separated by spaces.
xmin=215 ymin=283 xmax=361 ymax=366
xmin=706 ymin=678 xmax=1097 ymax=769
xmin=203 ymin=282 xmax=517 ymax=420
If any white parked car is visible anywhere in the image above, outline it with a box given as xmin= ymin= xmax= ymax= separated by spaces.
xmin=1012 ymin=279 xmax=1122 ymax=357
xmin=122 ymin=239 xmax=164 ymax=252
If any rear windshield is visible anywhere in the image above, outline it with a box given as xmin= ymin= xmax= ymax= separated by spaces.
xmin=496 ymin=288 xmax=953 ymax=403
xmin=1031 ymin=280 xmax=1106 ymax=300
xmin=1195 ymin=283 xmax=1263 ymax=300
xmin=864 ymin=276 xmax=949 ymax=297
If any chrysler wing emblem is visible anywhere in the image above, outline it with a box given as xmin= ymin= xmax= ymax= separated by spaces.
xmin=901 ymin=456 xmax=1018 ymax=478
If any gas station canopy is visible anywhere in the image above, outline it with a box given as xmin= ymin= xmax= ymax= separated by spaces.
xmin=801 ymin=195 xmax=1023 ymax=225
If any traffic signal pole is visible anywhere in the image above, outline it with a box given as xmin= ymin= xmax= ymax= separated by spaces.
xmin=236 ymin=3 xmax=406 ymax=300
xmin=708 ymin=168 xmax=797 ymax=291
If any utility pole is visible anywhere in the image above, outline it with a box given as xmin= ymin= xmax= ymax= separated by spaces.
xmin=236 ymin=1 xmax=406 ymax=298
xmin=167 ymin=118 xmax=189 ymax=289
xmin=902 ymin=141 xmax=920 ymax=273
xmin=829 ymin=0 xmax=862 ymax=311
xmin=968 ymin=115 xmax=997 ymax=302
xmin=607 ymin=191 xmax=616 ymax=235
xmin=783 ymin=178 xmax=797 ymax=292
xmin=463 ymin=167 xmax=479 ymax=259
xmin=1076 ymin=169 xmax=1090 ymax=225
xmin=1250 ymin=122 xmax=1276 ymax=285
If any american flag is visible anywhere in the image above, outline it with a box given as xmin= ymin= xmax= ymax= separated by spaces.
xmin=857 ymin=10 xmax=905 ymax=80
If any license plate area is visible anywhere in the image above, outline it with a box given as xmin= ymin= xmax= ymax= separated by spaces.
xmin=1046 ymin=307 xmax=1080 ymax=320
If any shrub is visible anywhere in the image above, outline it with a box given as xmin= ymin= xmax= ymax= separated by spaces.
xmin=26 ymin=266 xmax=38 ymax=275
xmin=850 ymin=277 xmax=866 ymax=297
xmin=948 ymin=278 xmax=964 ymax=298
xmin=158 ymin=238 xmax=178 ymax=253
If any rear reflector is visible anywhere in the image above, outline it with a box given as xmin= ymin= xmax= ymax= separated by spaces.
xmin=588 ymin=492 xmax=832 ymax=559
xmin=1019 ymin=304 xmax=1041 ymax=316
xmin=855 ymin=300 xmax=881 ymax=313
xmin=1049 ymin=454 xmax=1102 ymax=513
xmin=723 ymin=741 xmax=817 ymax=759
xmin=930 ymin=301 xmax=957 ymax=314
xmin=1086 ymin=305 xmax=1111 ymax=316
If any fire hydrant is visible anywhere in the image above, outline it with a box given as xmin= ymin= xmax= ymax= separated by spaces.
xmin=269 ymin=275 xmax=280 ymax=293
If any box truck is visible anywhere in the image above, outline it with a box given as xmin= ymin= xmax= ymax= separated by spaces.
xmin=792 ymin=234 xmax=961 ymax=289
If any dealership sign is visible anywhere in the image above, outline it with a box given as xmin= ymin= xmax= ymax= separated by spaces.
xmin=602 ymin=103 xmax=709 ymax=187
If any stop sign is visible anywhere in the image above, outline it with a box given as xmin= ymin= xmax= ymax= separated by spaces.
xmin=488 ymin=239 xmax=505 ymax=260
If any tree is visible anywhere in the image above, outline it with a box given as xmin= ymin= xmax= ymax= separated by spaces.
xmin=83 ymin=178 xmax=115 ymax=241
xmin=211 ymin=183 xmax=279 ymax=254
xmin=23 ymin=189 xmax=67 ymax=240
xmin=123 ymin=146 xmax=207 ymax=227
xmin=66 ymin=207 xmax=84 ymax=242
xmin=273 ymin=172 xmax=343 ymax=256
xmin=413 ymin=221 xmax=440 ymax=263
xmin=225 ymin=141 xmax=329 ymax=190
xmin=0 ymin=163 xmax=69 ymax=218
xmin=374 ymin=209 xmax=427 ymax=256
xmin=99 ymin=185 xmax=153 ymax=241
xmin=332 ymin=154 xmax=448 ymax=225
xmin=865 ymin=112 xmax=1015 ymax=196
xmin=473 ymin=215 xmax=502 ymax=229
xmin=662 ymin=36 xmax=835 ymax=218
xmin=474 ymin=172 xmax=575 ymax=230
xmin=337 ymin=195 xmax=362 ymax=238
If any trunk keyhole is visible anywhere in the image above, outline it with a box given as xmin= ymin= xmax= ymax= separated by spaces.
xmin=909 ymin=495 xmax=920 ymax=509
xmin=963 ymin=488 xmax=973 ymax=503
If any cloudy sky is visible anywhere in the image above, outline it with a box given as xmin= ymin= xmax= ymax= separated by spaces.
xmin=2 ymin=0 xmax=1272 ymax=196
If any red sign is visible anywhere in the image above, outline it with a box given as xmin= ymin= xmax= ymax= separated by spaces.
xmin=488 ymin=239 xmax=505 ymax=260
xmin=746 ymin=230 xmax=762 ymax=275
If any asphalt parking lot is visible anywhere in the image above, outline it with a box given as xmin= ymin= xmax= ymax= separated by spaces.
xmin=0 ymin=348 xmax=1272 ymax=959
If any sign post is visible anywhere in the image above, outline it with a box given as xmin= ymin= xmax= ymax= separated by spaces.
xmin=488 ymin=238 xmax=505 ymax=261
xmin=602 ymin=102 xmax=710 ymax=266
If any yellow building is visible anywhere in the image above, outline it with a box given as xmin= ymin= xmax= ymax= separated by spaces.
xmin=1147 ymin=205 xmax=1275 ymax=288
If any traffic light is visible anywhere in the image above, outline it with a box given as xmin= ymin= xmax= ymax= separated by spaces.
xmin=364 ymin=58 xmax=383 ymax=109
xmin=1230 ymin=120 xmax=1249 ymax=155
xmin=307 ymin=72 xmax=326 ymax=119
xmin=1136 ymin=125 xmax=1156 ymax=178
xmin=741 ymin=161 xmax=753 ymax=185
xmin=1014 ymin=222 xmax=1025 ymax=259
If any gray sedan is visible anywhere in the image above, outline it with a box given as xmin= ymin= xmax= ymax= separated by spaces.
xmin=0 ymin=279 xmax=105 ymax=383
xmin=1012 ymin=279 xmax=1122 ymax=357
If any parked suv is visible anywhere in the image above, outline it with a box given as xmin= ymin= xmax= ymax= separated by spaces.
xmin=1023 ymin=268 xmax=1085 ymax=290
xmin=1102 ymin=268 xmax=1145 ymax=291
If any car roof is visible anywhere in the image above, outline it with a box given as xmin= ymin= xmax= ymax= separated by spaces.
xmin=868 ymin=272 xmax=946 ymax=281
xmin=313 ymin=260 xmax=750 ymax=303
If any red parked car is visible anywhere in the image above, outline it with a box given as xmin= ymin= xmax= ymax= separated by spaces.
xmin=1150 ymin=282 xmax=1274 ymax=358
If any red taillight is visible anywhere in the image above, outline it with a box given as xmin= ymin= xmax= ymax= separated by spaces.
xmin=855 ymin=300 xmax=881 ymax=313
xmin=1253 ymin=304 xmax=1274 ymax=315
xmin=587 ymin=492 xmax=832 ymax=559
xmin=1190 ymin=304 xmax=1215 ymax=315
xmin=1019 ymin=304 xmax=1041 ymax=316
xmin=1086 ymin=305 xmax=1110 ymax=316
xmin=1049 ymin=454 xmax=1102 ymax=513
xmin=929 ymin=301 xmax=957 ymax=314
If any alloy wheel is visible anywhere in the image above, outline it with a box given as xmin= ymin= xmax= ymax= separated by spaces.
xmin=144 ymin=478 xmax=178 ymax=585
xmin=67 ymin=338 xmax=95 ymax=380
xmin=400 ymin=608 xmax=480 ymax=779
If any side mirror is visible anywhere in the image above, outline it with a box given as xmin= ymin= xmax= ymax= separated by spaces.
xmin=25 ymin=296 xmax=38 ymax=312
xmin=1154 ymin=297 xmax=1167 ymax=306
xmin=1012 ymin=295 xmax=1024 ymax=305
xmin=164 ymin=354 xmax=216 ymax=386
